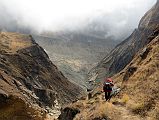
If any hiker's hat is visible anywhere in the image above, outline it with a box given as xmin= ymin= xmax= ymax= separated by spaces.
xmin=105 ymin=78 xmax=113 ymax=83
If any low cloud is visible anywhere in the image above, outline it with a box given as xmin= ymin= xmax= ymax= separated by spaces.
xmin=0 ymin=0 xmax=157 ymax=39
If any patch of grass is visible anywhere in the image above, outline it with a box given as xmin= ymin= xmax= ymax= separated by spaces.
xmin=131 ymin=100 xmax=155 ymax=117
xmin=90 ymin=102 xmax=113 ymax=119
xmin=121 ymin=94 xmax=129 ymax=104
xmin=131 ymin=103 xmax=145 ymax=115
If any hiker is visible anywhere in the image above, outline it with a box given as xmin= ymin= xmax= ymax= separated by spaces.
xmin=103 ymin=78 xmax=114 ymax=101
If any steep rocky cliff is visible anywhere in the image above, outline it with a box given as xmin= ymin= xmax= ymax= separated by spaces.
xmin=89 ymin=0 xmax=159 ymax=80
xmin=0 ymin=32 xmax=83 ymax=120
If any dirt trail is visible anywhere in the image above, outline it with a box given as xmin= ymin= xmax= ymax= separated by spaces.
xmin=97 ymin=94 xmax=143 ymax=120
xmin=113 ymin=104 xmax=143 ymax=120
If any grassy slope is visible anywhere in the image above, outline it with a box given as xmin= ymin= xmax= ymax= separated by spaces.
xmin=112 ymin=34 xmax=159 ymax=119
xmin=63 ymin=34 xmax=159 ymax=120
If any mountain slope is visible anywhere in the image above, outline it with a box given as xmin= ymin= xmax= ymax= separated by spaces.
xmin=111 ymin=29 xmax=159 ymax=120
xmin=0 ymin=32 xmax=84 ymax=120
xmin=89 ymin=0 xmax=159 ymax=80
xmin=58 ymin=23 xmax=159 ymax=120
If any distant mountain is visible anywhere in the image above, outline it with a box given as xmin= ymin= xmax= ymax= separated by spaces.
xmin=33 ymin=30 xmax=118 ymax=88
xmin=89 ymin=0 xmax=159 ymax=80
xmin=0 ymin=8 xmax=120 ymax=88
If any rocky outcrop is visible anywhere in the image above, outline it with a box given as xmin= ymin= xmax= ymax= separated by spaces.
xmin=0 ymin=32 xmax=84 ymax=119
xmin=58 ymin=107 xmax=80 ymax=120
xmin=89 ymin=1 xmax=159 ymax=80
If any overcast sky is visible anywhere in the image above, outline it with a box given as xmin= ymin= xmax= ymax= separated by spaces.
xmin=0 ymin=0 xmax=157 ymax=34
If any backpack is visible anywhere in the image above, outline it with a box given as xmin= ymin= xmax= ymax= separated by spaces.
xmin=103 ymin=82 xmax=112 ymax=92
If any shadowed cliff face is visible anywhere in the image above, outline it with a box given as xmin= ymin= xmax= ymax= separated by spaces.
xmin=0 ymin=32 xmax=84 ymax=119
xmin=89 ymin=0 xmax=159 ymax=80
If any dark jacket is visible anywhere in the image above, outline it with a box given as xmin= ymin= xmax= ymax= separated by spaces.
xmin=103 ymin=82 xmax=114 ymax=92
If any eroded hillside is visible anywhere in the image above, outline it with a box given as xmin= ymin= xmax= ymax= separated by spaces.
xmin=0 ymin=32 xmax=84 ymax=120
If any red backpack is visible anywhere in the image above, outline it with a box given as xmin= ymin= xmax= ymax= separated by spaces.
xmin=103 ymin=78 xmax=113 ymax=92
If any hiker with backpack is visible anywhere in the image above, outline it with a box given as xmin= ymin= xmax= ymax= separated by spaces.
xmin=103 ymin=78 xmax=114 ymax=101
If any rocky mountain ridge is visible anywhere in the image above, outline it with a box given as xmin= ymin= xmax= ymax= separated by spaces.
xmin=89 ymin=0 xmax=159 ymax=80
xmin=0 ymin=32 xmax=84 ymax=120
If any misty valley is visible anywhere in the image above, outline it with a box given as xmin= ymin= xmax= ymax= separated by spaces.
xmin=0 ymin=0 xmax=159 ymax=120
